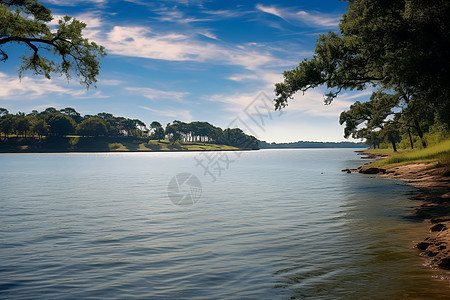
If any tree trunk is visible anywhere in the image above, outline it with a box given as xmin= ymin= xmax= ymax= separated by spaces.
xmin=407 ymin=127 xmax=414 ymax=150
xmin=390 ymin=136 xmax=397 ymax=152
xmin=414 ymin=119 xmax=427 ymax=148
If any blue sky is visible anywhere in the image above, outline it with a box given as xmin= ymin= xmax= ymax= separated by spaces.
xmin=0 ymin=0 xmax=370 ymax=142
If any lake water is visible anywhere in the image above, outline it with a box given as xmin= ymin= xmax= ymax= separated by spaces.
xmin=1 ymin=149 xmax=449 ymax=299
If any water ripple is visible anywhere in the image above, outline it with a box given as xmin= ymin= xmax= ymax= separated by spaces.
xmin=1 ymin=150 xmax=449 ymax=299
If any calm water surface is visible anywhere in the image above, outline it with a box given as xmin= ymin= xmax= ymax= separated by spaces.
xmin=1 ymin=149 xmax=449 ymax=299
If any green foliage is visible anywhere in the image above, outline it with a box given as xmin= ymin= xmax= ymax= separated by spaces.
xmin=31 ymin=119 xmax=49 ymax=138
xmin=47 ymin=114 xmax=75 ymax=136
xmin=0 ymin=113 xmax=14 ymax=138
xmin=275 ymin=0 xmax=450 ymax=147
xmin=60 ymin=107 xmax=82 ymax=123
xmin=14 ymin=115 xmax=30 ymax=137
xmin=147 ymin=140 xmax=162 ymax=151
xmin=168 ymin=141 xmax=183 ymax=150
xmin=76 ymin=117 xmax=107 ymax=137
xmin=222 ymin=128 xmax=259 ymax=150
xmin=423 ymin=124 xmax=450 ymax=148
xmin=150 ymin=121 xmax=162 ymax=129
xmin=69 ymin=136 xmax=79 ymax=146
xmin=154 ymin=126 xmax=165 ymax=141
xmin=109 ymin=142 xmax=125 ymax=151
xmin=0 ymin=0 xmax=106 ymax=87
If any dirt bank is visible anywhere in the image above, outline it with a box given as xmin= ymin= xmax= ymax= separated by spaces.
xmin=357 ymin=161 xmax=450 ymax=269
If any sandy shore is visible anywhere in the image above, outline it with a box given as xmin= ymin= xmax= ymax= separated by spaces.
xmin=354 ymin=156 xmax=450 ymax=269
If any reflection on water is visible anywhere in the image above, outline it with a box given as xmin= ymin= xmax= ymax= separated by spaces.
xmin=0 ymin=150 xmax=449 ymax=299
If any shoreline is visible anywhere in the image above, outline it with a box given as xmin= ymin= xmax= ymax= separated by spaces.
xmin=0 ymin=148 xmax=252 ymax=154
xmin=0 ymin=147 xmax=368 ymax=154
xmin=353 ymin=152 xmax=450 ymax=269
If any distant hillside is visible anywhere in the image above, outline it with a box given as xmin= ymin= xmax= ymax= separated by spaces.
xmin=260 ymin=141 xmax=367 ymax=149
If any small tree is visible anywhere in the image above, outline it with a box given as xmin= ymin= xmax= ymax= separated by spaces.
xmin=155 ymin=126 xmax=165 ymax=142
xmin=0 ymin=114 xmax=14 ymax=139
xmin=31 ymin=119 xmax=49 ymax=140
xmin=47 ymin=114 xmax=75 ymax=136
xmin=76 ymin=117 xmax=108 ymax=137
xmin=14 ymin=114 xmax=31 ymax=138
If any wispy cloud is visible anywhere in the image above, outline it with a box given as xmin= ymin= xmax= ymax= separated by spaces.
xmin=126 ymin=87 xmax=189 ymax=102
xmin=256 ymin=4 xmax=340 ymax=28
xmin=257 ymin=5 xmax=283 ymax=18
xmin=43 ymin=0 xmax=106 ymax=7
xmin=154 ymin=7 xmax=212 ymax=23
xmin=226 ymin=74 xmax=259 ymax=82
xmin=0 ymin=72 xmax=104 ymax=99
xmin=139 ymin=106 xmax=192 ymax=121
xmin=202 ymin=9 xmax=251 ymax=19
xmin=71 ymin=10 xmax=298 ymax=76
xmin=99 ymin=79 xmax=124 ymax=86
xmin=208 ymin=87 xmax=371 ymax=119
xmin=86 ymin=23 xmax=285 ymax=71
xmin=125 ymin=0 xmax=208 ymax=7
xmin=198 ymin=30 xmax=218 ymax=40
xmin=286 ymin=89 xmax=371 ymax=117
xmin=207 ymin=90 xmax=275 ymax=115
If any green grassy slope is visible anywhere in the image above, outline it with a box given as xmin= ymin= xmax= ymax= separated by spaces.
xmin=370 ymin=139 xmax=450 ymax=168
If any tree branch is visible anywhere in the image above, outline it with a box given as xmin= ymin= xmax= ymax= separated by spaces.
xmin=0 ymin=49 xmax=7 ymax=62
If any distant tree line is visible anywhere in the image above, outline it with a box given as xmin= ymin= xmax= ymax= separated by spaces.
xmin=0 ymin=108 xmax=259 ymax=149
xmin=260 ymin=141 xmax=367 ymax=149
xmin=152 ymin=120 xmax=259 ymax=149
xmin=0 ymin=107 xmax=148 ymax=139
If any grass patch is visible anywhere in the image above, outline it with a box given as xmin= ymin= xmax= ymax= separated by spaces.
xmin=109 ymin=143 xmax=128 ymax=151
xmin=137 ymin=143 xmax=151 ymax=150
xmin=147 ymin=140 xmax=238 ymax=151
xmin=184 ymin=143 xmax=238 ymax=151
xmin=371 ymin=139 xmax=450 ymax=168
xmin=167 ymin=141 xmax=185 ymax=150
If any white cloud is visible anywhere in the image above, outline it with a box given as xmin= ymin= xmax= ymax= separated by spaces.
xmin=207 ymin=89 xmax=277 ymax=117
xmin=155 ymin=8 xmax=212 ymax=23
xmin=202 ymin=9 xmax=250 ymax=19
xmin=256 ymin=4 xmax=340 ymax=28
xmin=60 ymin=10 xmax=296 ymax=75
xmin=99 ymin=79 xmax=124 ymax=86
xmin=257 ymin=5 xmax=283 ymax=18
xmin=87 ymin=24 xmax=284 ymax=72
xmin=208 ymin=86 xmax=370 ymax=120
xmin=0 ymin=73 xmax=80 ymax=99
xmin=0 ymin=72 xmax=107 ymax=100
xmin=198 ymin=31 xmax=218 ymax=40
xmin=126 ymin=87 xmax=189 ymax=102
xmin=124 ymin=0 xmax=208 ymax=7
xmin=43 ymin=0 xmax=106 ymax=6
xmin=74 ymin=12 xmax=103 ymax=28
xmin=138 ymin=106 xmax=192 ymax=121
xmin=206 ymin=87 xmax=371 ymax=142
xmin=70 ymin=11 xmax=289 ymax=71
xmin=286 ymin=89 xmax=371 ymax=117
xmin=227 ymin=74 xmax=259 ymax=82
